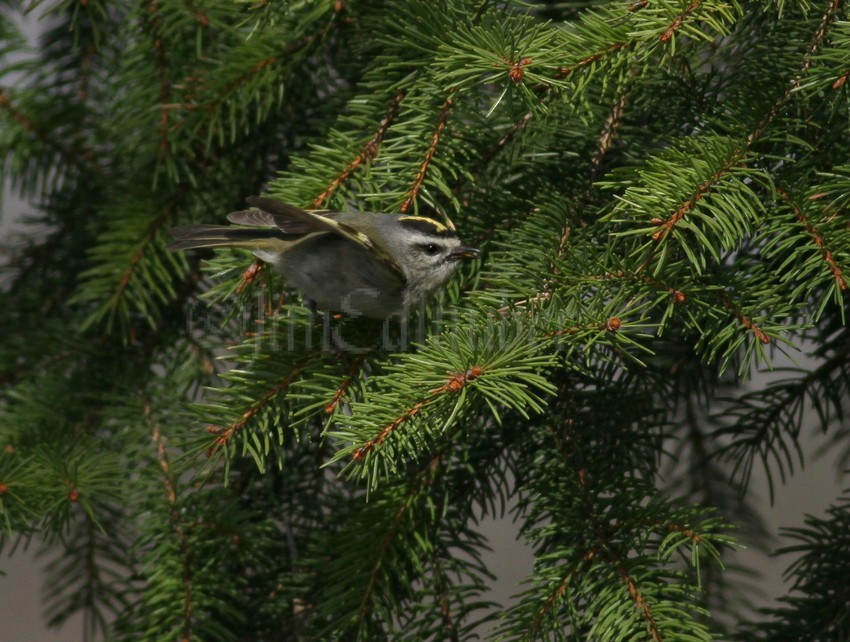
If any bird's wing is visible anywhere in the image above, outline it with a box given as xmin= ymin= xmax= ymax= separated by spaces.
xmin=226 ymin=208 xmax=278 ymax=228
xmin=237 ymin=196 xmax=404 ymax=279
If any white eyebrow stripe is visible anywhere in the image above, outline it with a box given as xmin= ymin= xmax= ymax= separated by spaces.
xmin=406 ymin=231 xmax=456 ymax=246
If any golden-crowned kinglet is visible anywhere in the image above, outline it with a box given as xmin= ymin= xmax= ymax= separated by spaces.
xmin=169 ymin=196 xmax=479 ymax=318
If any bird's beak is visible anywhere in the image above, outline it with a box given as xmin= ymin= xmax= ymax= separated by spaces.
xmin=447 ymin=246 xmax=480 ymax=261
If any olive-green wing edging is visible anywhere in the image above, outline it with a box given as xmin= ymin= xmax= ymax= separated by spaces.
xmin=167 ymin=225 xmax=291 ymax=252
xmin=245 ymin=196 xmax=405 ymax=280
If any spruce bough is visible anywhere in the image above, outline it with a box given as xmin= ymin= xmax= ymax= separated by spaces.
xmin=1 ymin=1 xmax=849 ymax=640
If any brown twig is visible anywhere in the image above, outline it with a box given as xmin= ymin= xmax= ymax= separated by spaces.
xmin=660 ymin=0 xmax=702 ymax=42
xmin=567 ymin=424 xmax=663 ymax=641
xmin=719 ymin=296 xmax=771 ymax=344
xmin=516 ymin=84 xmax=630 ymax=309
xmin=146 ymin=399 xmax=193 ymax=642
xmin=0 ymin=89 xmax=99 ymax=176
xmin=432 ymin=555 xmax=461 ymax=642
xmin=182 ymin=0 xmax=210 ymax=26
xmin=312 ymin=88 xmax=407 ymax=209
xmin=208 ymin=356 xmax=315 ymax=453
xmin=464 ymin=111 xmax=534 ymax=188
xmin=143 ymin=0 xmax=172 ymax=159
xmin=149 ymin=403 xmax=180 ymax=519
xmin=450 ymin=107 xmax=538 ymax=208
xmin=651 ymin=153 xmax=745 ymax=244
xmin=528 ymin=549 xmax=596 ymax=636
xmin=177 ymin=30 xmax=324 ymax=140
xmin=802 ymin=0 xmax=840 ymax=74
xmin=325 ymin=356 xmax=367 ymax=414
xmin=747 ymin=0 xmax=839 ymax=146
xmin=617 ymin=561 xmax=663 ymax=642
xmin=111 ymin=201 xmax=180 ymax=320
xmin=354 ymin=451 xmax=445 ymax=623
xmin=399 ymin=88 xmax=456 ymax=214
xmin=556 ymin=43 xmax=627 ymax=79
xmin=353 ymin=366 xmax=483 ymax=461
xmin=220 ymin=51 xmax=286 ymax=95
xmin=588 ymin=86 xmax=629 ymax=188
xmin=357 ymin=482 xmax=415 ymax=618
xmin=776 ymin=187 xmax=847 ymax=290
xmin=633 ymin=273 xmax=688 ymax=304
xmin=549 ymin=317 xmax=622 ymax=337
xmin=660 ymin=521 xmax=702 ymax=544
xmin=555 ymin=421 xmax=665 ymax=641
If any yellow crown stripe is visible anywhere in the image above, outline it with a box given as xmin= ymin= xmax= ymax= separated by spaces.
xmin=398 ymin=216 xmax=450 ymax=234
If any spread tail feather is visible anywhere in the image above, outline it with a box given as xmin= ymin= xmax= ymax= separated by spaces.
xmin=167 ymin=225 xmax=289 ymax=251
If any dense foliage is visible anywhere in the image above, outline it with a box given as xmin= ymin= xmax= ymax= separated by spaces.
xmin=1 ymin=0 xmax=849 ymax=640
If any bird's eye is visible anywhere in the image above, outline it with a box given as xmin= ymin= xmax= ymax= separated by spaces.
xmin=421 ymin=243 xmax=440 ymax=256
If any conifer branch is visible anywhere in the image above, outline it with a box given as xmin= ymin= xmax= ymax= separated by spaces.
xmin=353 ymin=366 xmax=483 ymax=461
xmin=357 ymin=488 xmax=412 ymax=619
xmin=109 ymin=201 xmax=178 ymax=319
xmin=453 ymin=108 xmax=535 ymax=201
xmin=651 ymin=153 xmax=745 ymax=244
xmin=588 ymin=86 xmax=629 ymax=187
xmin=616 ymin=560 xmax=662 ymax=642
xmin=648 ymin=0 xmax=841 ymax=255
xmin=776 ymin=187 xmax=847 ymax=291
xmin=660 ymin=0 xmax=703 ymax=43
xmin=556 ymin=43 xmax=627 ymax=79
xmin=399 ymin=88 xmax=456 ymax=214
xmin=527 ymin=550 xmax=595 ymax=639
xmin=661 ymin=521 xmax=702 ymax=543
xmin=606 ymin=271 xmax=688 ymax=304
xmin=312 ymin=88 xmax=407 ymax=209
xmin=147 ymin=400 xmax=193 ymax=641
xmin=511 ymin=84 xmax=629 ymax=309
xmin=9 ymin=1 xmax=850 ymax=636
xmin=563 ymin=424 xmax=669 ymax=642
xmin=180 ymin=23 xmax=338 ymax=142
xmin=718 ymin=295 xmax=771 ymax=344
xmin=721 ymin=344 xmax=850 ymax=489
xmin=208 ymin=355 xmax=316 ymax=453
xmin=599 ymin=532 xmax=660 ymax=637
xmin=549 ymin=317 xmax=622 ymax=337
xmin=803 ymin=0 xmax=840 ymax=74
xmin=182 ymin=0 xmax=210 ymax=26
xmin=142 ymin=0 xmax=172 ymax=159
xmin=325 ymin=355 xmax=367 ymax=414
xmin=584 ymin=474 xmax=662 ymax=637
xmin=0 ymin=89 xmax=98 ymax=176
xmin=205 ymin=49 xmax=287 ymax=113
xmin=747 ymin=0 xmax=840 ymax=146
xmin=431 ymin=554 xmax=461 ymax=642
xmin=484 ymin=112 xmax=534 ymax=167
xmin=354 ymin=452 xmax=444 ymax=626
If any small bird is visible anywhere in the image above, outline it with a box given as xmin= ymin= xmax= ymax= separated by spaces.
xmin=169 ymin=196 xmax=479 ymax=318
